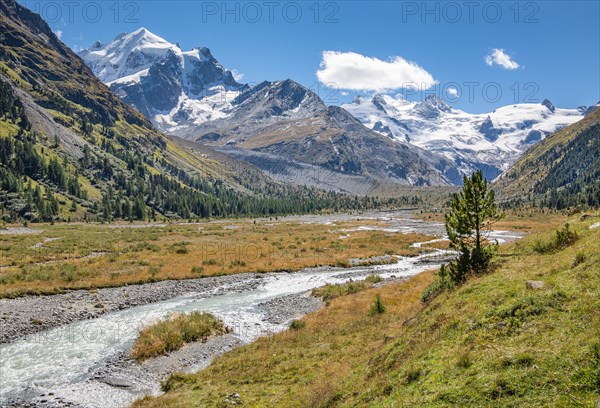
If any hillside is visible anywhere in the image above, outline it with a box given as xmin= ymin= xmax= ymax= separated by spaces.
xmin=134 ymin=214 xmax=600 ymax=407
xmin=495 ymin=107 xmax=600 ymax=208
xmin=0 ymin=0 xmax=411 ymax=222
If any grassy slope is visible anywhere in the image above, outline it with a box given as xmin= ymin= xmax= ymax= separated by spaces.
xmin=135 ymin=214 xmax=600 ymax=407
xmin=494 ymin=107 xmax=600 ymax=200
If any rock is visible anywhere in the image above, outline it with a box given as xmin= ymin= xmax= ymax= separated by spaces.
xmin=102 ymin=376 xmax=133 ymax=388
xmin=526 ymin=281 xmax=545 ymax=290
xmin=580 ymin=214 xmax=595 ymax=221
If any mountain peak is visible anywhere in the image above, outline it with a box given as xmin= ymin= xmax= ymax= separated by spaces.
xmin=423 ymin=94 xmax=451 ymax=109
xmin=413 ymin=94 xmax=451 ymax=119
xmin=371 ymin=94 xmax=388 ymax=112
xmin=542 ymin=98 xmax=556 ymax=113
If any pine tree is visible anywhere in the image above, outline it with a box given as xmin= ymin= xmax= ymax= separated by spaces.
xmin=445 ymin=170 xmax=503 ymax=285
xmin=369 ymin=294 xmax=386 ymax=315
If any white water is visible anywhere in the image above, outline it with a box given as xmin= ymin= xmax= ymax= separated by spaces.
xmin=0 ymin=225 xmax=521 ymax=407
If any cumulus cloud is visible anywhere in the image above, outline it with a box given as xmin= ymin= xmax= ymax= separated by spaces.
xmin=447 ymin=87 xmax=458 ymax=96
xmin=54 ymin=29 xmax=63 ymax=39
xmin=485 ymin=48 xmax=520 ymax=70
xmin=316 ymin=51 xmax=437 ymax=91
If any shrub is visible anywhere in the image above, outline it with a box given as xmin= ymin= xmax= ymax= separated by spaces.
xmin=131 ymin=311 xmax=228 ymax=361
xmin=456 ymin=352 xmax=472 ymax=368
xmin=369 ymin=294 xmax=386 ymax=315
xmin=203 ymin=259 xmax=218 ymax=265
xmin=572 ymin=252 xmax=586 ymax=267
xmin=533 ymin=223 xmax=578 ymax=254
xmin=405 ymin=368 xmax=422 ymax=384
xmin=365 ymin=274 xmax=383 ymax=284
xmin=148 ymin=266 xmax=161 ymax=275
xmin=191 ymin=266 xmax=204 ymax=274
xmin=312 ymin=281 xmax=368 ymax=301
xmin=289 ymin=319 xmax=305 ymax=330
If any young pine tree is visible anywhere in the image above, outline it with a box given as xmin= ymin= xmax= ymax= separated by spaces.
xmin=445 ymin=170 xmax=503 ymax=284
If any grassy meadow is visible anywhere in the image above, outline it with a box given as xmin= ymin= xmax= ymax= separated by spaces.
xmin=0 ymin=216 xmax=437 ymax=298
xmin=132 ymin=212 xmax=600 ymax=407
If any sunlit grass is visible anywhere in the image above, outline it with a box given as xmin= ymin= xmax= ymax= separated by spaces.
xmin=0 ymin=218 xmax=434 ymax=297
xmin=131 ymin=312 xmax=228 ymax=361
xmin=133 ymin=212 xmax=600 ymax=407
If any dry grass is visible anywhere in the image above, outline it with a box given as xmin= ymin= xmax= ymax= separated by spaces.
xmin=416 ymin=208 xmax=567 ymax=233
xmin=133 ymin=272 xmax=435 ymax=407
xmin=131 ymin=312 xmax=227 ymax=361
xmin=0 ymin=218 xmax=434 ymax=298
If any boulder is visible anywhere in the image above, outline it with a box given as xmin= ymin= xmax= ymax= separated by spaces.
xmin=526 ymin=281 xmax=545 ymax=290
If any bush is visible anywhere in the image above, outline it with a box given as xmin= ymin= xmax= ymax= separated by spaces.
xmin=456 ymin=352 xmax=472 ymax=369
xmin=533 ymin=223 xmax=578 ymax=254
xmin=191 ymin=266 xmax=204 ymax=274
xmin=131 ymin=311 xmax=228 ymax=361
xmin=572 ymin=252 xmax=586 ymax=267
xmin=365 ymin=274 xmax=383 ymax=284
xmin=405 ymin=368 xmax=422 ymax=384
xmin=289 ymin=319 xmax=305 ymax=330
xmin=369 ymin=294 xmax=386 ymax=315
xmin=312 ymin=281 xmax=368 ymax=301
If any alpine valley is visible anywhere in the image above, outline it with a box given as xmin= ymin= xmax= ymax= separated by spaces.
xmin=1 ymin=2 xmax=600 ymax=408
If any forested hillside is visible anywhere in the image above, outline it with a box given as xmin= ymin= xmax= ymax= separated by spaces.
xmin=0 ymin=0 xmax=414 ymax=223
xmin=495 ymin=107 xmax=600 ymax=209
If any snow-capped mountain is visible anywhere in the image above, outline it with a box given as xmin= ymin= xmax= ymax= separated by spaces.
xmin=343 ymin=94 xmax=585 ymax=180
xmin=174 ymin=79 xmax=453 ymax=189
xmin=80 ymin=28 xmax=587 ymax=188
xmin=79 ymin=28 xmax=246 ymax=130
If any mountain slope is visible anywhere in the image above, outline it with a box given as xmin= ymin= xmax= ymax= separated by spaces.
xmin=0 ymin=0 xmax=398 ymax=222
xmin=494 ymin=106 xmax=600 ymax=208
xmin=173 ymin=79 xmax=454 ymax=188
xmin=343 ymin=94 xmax=586 ymax=180
xmin=79 ymin=29 xmax=246 ymax=131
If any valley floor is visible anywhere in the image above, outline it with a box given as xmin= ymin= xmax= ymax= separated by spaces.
xmin=133 ymin=212 xmax=600 ymax=407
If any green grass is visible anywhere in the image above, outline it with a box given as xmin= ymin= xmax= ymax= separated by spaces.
xmin=312 ymin=280 xmax=370 ymax=301
xmin=133 ymin=213 xmax=600 ymax=407
xmin=131 ymin=312 xmax=228 ymax=361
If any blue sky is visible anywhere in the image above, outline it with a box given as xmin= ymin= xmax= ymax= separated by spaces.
xmin=20 ymin=0 xmax=600 ymax=113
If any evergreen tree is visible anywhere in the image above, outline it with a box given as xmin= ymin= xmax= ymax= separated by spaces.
xmin=445 ymin=170 xmax=503 ymax=285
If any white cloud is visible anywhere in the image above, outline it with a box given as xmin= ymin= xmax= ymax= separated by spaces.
xmin=485 ymin=48 xmax=520 ymax=70
xmin=231 ymin=69 xmax=244 ymax=81
xmin=54 ymin=29 xmax=63 ymax=39
xmin=316 ymin=51 xmax=437 ymax=91
xmin=447 ymin=87 xmax=458 ymax=96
